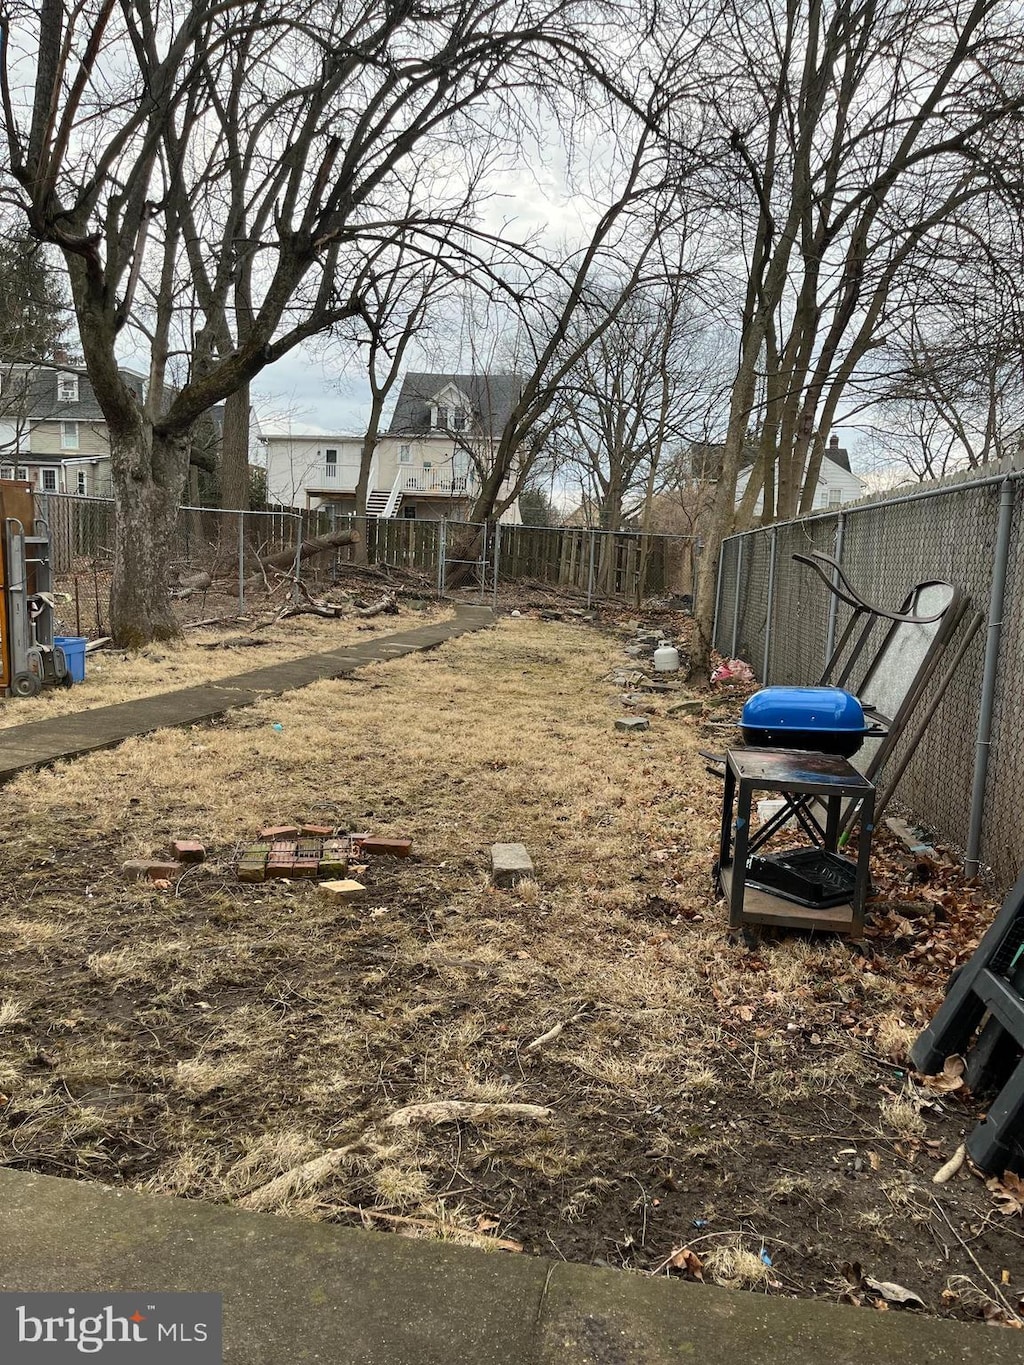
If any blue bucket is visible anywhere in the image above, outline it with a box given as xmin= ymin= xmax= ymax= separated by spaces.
xmin=54 ymin=635 xmax=87 ymax=684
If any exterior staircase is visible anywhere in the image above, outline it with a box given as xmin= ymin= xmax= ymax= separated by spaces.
xmin=367 ymin=490 xmax=403 ymax=517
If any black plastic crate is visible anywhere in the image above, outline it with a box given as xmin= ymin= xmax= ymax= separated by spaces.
xmin=746 ymin=847 xmax=858 ymax=908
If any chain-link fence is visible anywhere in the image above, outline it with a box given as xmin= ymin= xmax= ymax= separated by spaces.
xmin=713 ymin=467 xmax=1024 ymax=887
xmin=38 ymin=494 xmax=698 ymax=636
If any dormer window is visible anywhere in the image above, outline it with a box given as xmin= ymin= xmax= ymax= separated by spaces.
xmin=452 ymin=410 xmax=467 ymax=432
xmin=58 ymin=372 xmax=79 ymax=403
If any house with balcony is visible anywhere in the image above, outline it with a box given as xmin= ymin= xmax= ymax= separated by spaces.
xmin=0 ymin=359 xmax=149 ymax=496
xmin=260 ymin=372 xmax=524 ymax=522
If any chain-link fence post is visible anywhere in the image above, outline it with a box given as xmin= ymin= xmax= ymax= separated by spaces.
xmin=237 ymin=512 xmax=245 ymax=614
xmin=824 ymin=511 xmax=845 ymax=667
xmin=763 ymin=527 xmax=778 ymax=682
xmin=437 ymin=519 xmax=447 ymax=596
xmin=730 ymin=536 xmax=744 ymax=658
xmin=291 ymin=510 xmax=303 ymax=588
xmin=712 ymin=541 xmax=725 ymax=650
xmin=492 ymin=520 xmax=501 ymax=609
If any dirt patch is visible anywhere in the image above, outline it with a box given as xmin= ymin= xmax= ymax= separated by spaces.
xmin=0 ymin=613 xmax=1020 ymax=1328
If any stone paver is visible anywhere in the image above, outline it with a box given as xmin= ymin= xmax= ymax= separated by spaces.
xmin=0 ymin=606 xmax=493 ymax=786
xmin=491 ymin=842 xmax=535 ymax=886
xmin=0 ymin=1170 xmax=1014 ymax=1365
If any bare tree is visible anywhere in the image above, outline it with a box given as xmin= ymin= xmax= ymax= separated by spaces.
xmin=1 ymin=0 xmax=657 ymax=644
xmin=690 ymin=0 xmax=1024 ymax=678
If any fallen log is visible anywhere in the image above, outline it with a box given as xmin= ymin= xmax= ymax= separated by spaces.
xmin=170 ymin=570 xmax=212 ymax=598
xmin=384 ymin=1101 xmax=553 ymax=1128
xmin=259 ymin=528 xmax=360 ymax=574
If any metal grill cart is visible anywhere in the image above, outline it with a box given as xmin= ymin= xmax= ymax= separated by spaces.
xmin=911 ymin=867 xmax=1024 ymax=1174
xmin=0 ymin=479 xmax=72 ymax=697
xmin=717 ymin=748 xmax=876 ymax=937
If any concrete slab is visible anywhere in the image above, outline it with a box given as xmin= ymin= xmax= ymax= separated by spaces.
xmin=0 ymin=1171 xmax=546 ymax=1365
xmin=537 ymin=1260 xmax=1016 ymax=1365
xmin=0 ymin=1171 xmax=1012 ymax=1365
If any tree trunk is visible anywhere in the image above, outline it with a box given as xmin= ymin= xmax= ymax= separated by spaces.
xmin=220 ymin=382 xmax=251 ymax=510
xmin=109 ymin=434 xmax=186 ymax=647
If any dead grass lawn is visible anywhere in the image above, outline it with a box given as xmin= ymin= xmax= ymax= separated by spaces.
xmin=0 ymin=613 xmax=1018 ymax=1322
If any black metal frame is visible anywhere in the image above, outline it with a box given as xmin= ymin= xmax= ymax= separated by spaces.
xmin=911 ymin=866 xmax=1024 ymax=1174
xmin=718 ymin=748 xmax=875 ymax=936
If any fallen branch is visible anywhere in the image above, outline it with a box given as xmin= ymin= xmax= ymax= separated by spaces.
xmin=384 ymin=1101 xmax=553 ymax=1128
xmin=238 ymin=1143 xmax=363 ymax=1212
xmin=354 ymin=592 xmax=398 ymax=618
xmin=330 ymin=1204 xmax=523 ymax=1252
xmin=84 ymin=637 xmax=111 ymax=653
xmin=198 ymin=637 xmax=272 ymax=650
xmin=524 ymin=1004 xmax=591 ymax=1053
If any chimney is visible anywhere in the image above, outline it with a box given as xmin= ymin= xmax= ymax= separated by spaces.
xmin=54 ymin=345 xmax=68 ymax=365
xmin=829 ymin=434 xmax=840 ymax=449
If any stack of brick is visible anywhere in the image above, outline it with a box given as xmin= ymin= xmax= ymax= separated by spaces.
xmin=234 ymin=823 xmax=414 ymax=884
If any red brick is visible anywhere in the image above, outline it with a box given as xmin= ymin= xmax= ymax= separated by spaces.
xmin=359 ymin=837 xmax=413 ymax=858
xmin=171 ymin=840 xmax=206 ymax=863
xmin=292 ymin=859 xmax=319 ymax=878
xmin=259 ymin=825 xmax=300 ymax=840
xmin=300 ymin=824 xmax=333 ymax=837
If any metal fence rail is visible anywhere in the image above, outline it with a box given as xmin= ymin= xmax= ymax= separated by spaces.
xmin=713 ymin=469 xmax=1024 ymax=888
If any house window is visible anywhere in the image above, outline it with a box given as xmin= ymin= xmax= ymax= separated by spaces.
xmin=827 ymin=488 xmax=844 ymax=507
xmin=325 ymin=448 xmax=337 ymax=465
xmin=58 ymin=373 xmax=79 ymax=403
xmin=452 ymin=409 xmax=466 ymax=432
xmin=436 ymin=406 xmax=448 ymax=430
xmin=76 ymin=470 xmax=87 ymax=495
xmin=42 ymin=468 xmax=57 ymax=491
xmin=1 ymin=466 xmax=12 ymax=480
xmin=16 ymin=466 xmax=28 ymax=480
xmin=61 ymin=421 xmax=79 ymax=450
xmin=398 ymin=444 xmax=412 ymax=464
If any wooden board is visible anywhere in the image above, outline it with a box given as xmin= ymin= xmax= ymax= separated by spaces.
xmin=719 ymin=864 xmax=857 ymax=935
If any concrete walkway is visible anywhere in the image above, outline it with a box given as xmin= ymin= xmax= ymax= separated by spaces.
xmin=0 ymin=1170 xmax=1013 ymax=1363
xmin=0 ymin=606 xmax=493 ymax=784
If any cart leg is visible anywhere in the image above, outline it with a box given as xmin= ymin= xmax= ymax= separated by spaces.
xmin=851 ymin=793 xmax=874 ymax=937
xmin=824 ymin=795 xmax=841 ymax=851
xmin=718 ymin=763 xmax=736 ymax=875
xmin=730 ymin=781 xmax=753 ymax=930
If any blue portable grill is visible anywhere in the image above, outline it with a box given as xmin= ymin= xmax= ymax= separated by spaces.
xmin=740 ymin=686 xmax=878 ymax=758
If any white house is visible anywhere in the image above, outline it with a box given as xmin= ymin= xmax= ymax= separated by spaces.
xmin=260 ymin=372 xmax=524 ymax=522
xmin=735 ymin=435 xmax=865 ymax=513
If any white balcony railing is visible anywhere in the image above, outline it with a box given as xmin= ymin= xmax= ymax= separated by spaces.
xmin=399 ymin=467 xmax=475 ymax=496
xmin=314 ymin=462 xmax=361 ymax=488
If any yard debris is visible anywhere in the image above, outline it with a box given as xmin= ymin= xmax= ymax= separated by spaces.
xmin=918 ymin=1055 xmax=966 ymax=1094
xmin=360 ymin=836 xmax=413 ymax=858
xmin=614 ymin=716 xmax=650 ymax=732
xmin=653 ymin=1246 xmax=704 ymax=1280
xmin=384 ymin=1101 xmax=553 ymax=1128
xmin=986 ymin=1171 xmax=1024 ymax=1216
xmin=932 ymin=1144 xmax=967 ymax=1184
xmin=238 ymin=1142 xmax=364 ymax=1213
xmin=122 ymin=859 xmax=178 ymax=882
xmin=711 ymin=657 xmax=756 ymax=684
xmin=170 ymin=840 xmax=206 ymax=863
xmin=320 ymin=879 xmax=366 ymax=901
xmin=842 ymin=1262 xmax=925 ymax=1310
xmin=524 ymin=1004 xmax=591 ymax=1053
